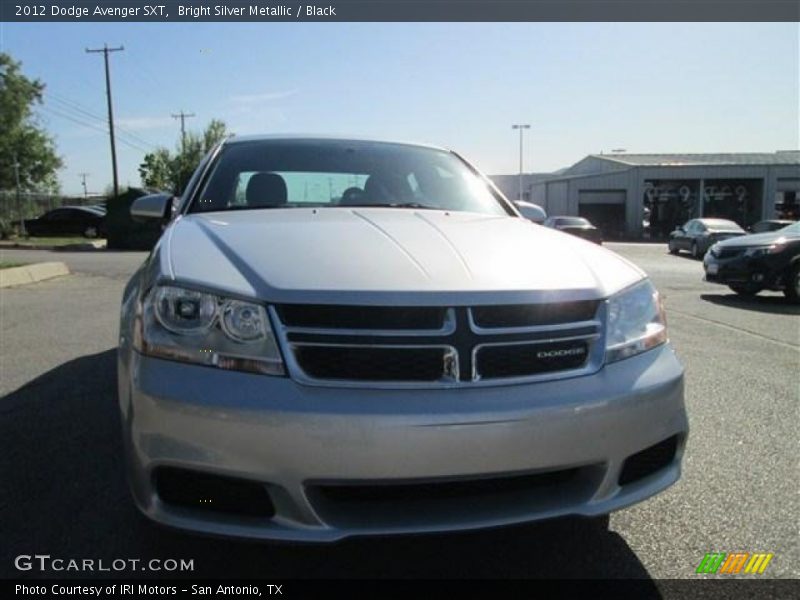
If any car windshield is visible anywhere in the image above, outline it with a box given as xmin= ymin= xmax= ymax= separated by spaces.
xmin=703 ymin=219 xmax=743 ymax=232
xmin=190 ymin=139 xmax=510 ymax=216
xmin=81 ymin=206 xmax=106 ymax=215
xmin=779 ymin=221 xmax=800 ymax=235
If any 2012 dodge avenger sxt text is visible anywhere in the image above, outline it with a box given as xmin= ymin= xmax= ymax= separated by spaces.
xmin=118 ymin=136 xmax=688 ymax=541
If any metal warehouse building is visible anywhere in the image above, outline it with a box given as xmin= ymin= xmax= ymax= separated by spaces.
xmin=510 ymin=152 xmax=799 ymax=239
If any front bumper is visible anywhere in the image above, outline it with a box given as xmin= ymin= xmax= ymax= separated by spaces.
xmin=703 ymin=252 xmax=785 ymax=289
xmin=119 ymin=344 xmax=687 ymax=542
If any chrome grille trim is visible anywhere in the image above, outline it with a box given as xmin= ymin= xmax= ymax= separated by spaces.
xmin=270 ymin=302 xmax=606 ymax=389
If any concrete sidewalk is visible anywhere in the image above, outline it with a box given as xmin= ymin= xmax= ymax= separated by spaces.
xmin=0 ymin=239 xmax=106 ymax=251
xmin=0 ymin=262 xmax=70 ymax=288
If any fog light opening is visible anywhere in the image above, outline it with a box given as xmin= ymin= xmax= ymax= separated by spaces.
xmin=618 ymin=436 xmax=679 ymax=486
xmin=154 ymin=467 xmax=275 ymax=518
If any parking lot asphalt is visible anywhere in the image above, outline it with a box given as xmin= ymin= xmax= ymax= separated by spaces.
xmin=0 ymin=243 xmax=798 ymax=580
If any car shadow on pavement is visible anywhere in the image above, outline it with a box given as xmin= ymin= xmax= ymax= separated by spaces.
xmin=1 ymin=349 xmax=658 ymax=586
xmin=700 ymin=293 xmax=800 ymax=315
xmin=669 ymin=253 xmax=702 ymax=262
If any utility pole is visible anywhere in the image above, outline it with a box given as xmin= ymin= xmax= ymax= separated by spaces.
xmin=86 ymin=44 xmax=124 ymax=199
xmin=12 ymin=153 xmax=25 ymax=236
xmin=172 ymin=110 xmax=196 ymax=153
xmin=511 ymin=124 xmax=531 ymax=201
xmin=79 ymin=173 xmax=90 ymax=198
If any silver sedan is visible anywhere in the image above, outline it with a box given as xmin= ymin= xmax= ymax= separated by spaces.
xmin=118 ymin=136 xmax=688 ymax=541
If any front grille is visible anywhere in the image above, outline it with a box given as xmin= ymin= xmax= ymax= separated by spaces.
xmin=711 ymin=246 xmax=745 ymax=259
xmin=471 ymin=301 xmax=599 ymax=328
xmin=307 ymin=466 xmax=601 ymax=528
xmin=477 ymin=341 xmax=589 ymax=379
xmin=315 ymin=469 xmax=579 ymax=505
xmin=277 ymin=304 xmax=446 ymax=330
xmin=294 ymin=346 xmax=449 ymax=382
xmin=274 ymin=302 xmax=602 ymax=386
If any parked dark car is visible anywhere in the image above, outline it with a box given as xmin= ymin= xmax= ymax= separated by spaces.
xmin=23 ymin=206 xmax=106 ymax=238
xmin=748 ymin=220 xmax=795 ymax=234
xmin=668 ymin=218 xmax=745 ymax=259
xmin=543 ymin=216 xmax=603 ymax=244
xmin=703 ymin=221 xmax=800 ymax=302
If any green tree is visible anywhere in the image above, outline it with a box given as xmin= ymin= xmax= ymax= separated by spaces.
xmin=139 ymin=119 xmax=229 ymax=194
xmin=0 ymin=52 xmax=63 ymax=192
xmin=138 ymin=147 xmax=173 ymax=190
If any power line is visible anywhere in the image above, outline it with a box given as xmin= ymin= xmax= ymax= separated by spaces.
xmin=49 ymin=91 xmax=159 ymax=149
xmin=45 ymin=93 xmax=158 ymax=150
xmin=86 ymin=44 xmax=124 ymax=198
xmin=39 ymin=106 xmax=152 ymax=153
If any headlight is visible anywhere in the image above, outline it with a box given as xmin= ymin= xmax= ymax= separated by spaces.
xmin=744 ymin=244 xmax=782 ymax=257
xmin=605 ymin=279 xmax=667 ymax=363
xmin=135 ymin=284 xmax=284 ymax=376
xmin=154 ymin=286 xmax=217 ymax=334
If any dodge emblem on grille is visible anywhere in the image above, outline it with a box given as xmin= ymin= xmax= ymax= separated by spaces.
xmin=536 ymin=347 xmax=587 ymax=359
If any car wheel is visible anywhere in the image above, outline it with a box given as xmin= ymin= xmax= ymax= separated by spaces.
xmin=668 ymin=242 xmax=678 ymax=255
xmin=729 ymin=284 xmax=762 ymax=297
xmin=691 ymin=241 xmax=702 ymax=259
xmin=783 ymin=263 xmax=800 ymax=304
xmin=83 ymin=225 xmax=98 ymax=238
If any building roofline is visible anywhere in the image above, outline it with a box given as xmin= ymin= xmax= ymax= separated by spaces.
xmin=586 ymin=152 xmax=800 ymax=167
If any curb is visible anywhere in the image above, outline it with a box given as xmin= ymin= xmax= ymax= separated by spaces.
xmin=0 ymin=262 xmax=70 ymax=288
xmin=0 ymin=240 xmax=106 ymax=251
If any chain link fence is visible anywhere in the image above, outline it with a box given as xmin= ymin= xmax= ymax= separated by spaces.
xmin=0 ymin=191 xmax=107 ymax=236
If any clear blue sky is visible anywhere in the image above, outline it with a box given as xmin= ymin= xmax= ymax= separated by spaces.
xmin=1 ymin=22 xmax=797 ymax=195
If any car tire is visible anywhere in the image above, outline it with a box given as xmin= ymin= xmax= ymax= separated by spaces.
xmin=83 ymin=225 xmax=98 ymax=238
xmin=729 ymin=284 xmax=762 ymax=297
xmin=668 ymin=242 xmax=678 ymax=255
xmin=783 ymin=262 xmax=800 ymax=304
xmin=691 ymin=241 xmax=702 ymax=259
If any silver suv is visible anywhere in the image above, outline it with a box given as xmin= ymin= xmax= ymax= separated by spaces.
xmin=118 ymin=136 xmax=688 ymax=541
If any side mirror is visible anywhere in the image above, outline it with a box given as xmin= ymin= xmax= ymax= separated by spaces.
xmin=513 ymin=200 xmax=547 ymax=224
xmin=131 ymin=193 xmax=172 ymax=220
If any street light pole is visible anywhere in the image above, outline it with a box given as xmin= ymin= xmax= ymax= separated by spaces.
xmin=511 ymin=124 xmax=530 ymax=201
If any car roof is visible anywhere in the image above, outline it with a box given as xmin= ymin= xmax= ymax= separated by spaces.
xmin=698 ymin=218 xmax=741 ymax=226
xmin=222 ymin=134 xmax=449 ymax=153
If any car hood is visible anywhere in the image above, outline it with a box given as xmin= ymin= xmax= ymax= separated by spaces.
xmin=716 ymin=230 xmax=796 ymax=247
xmin=159 ymin=208 xmax=644 ymax=305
